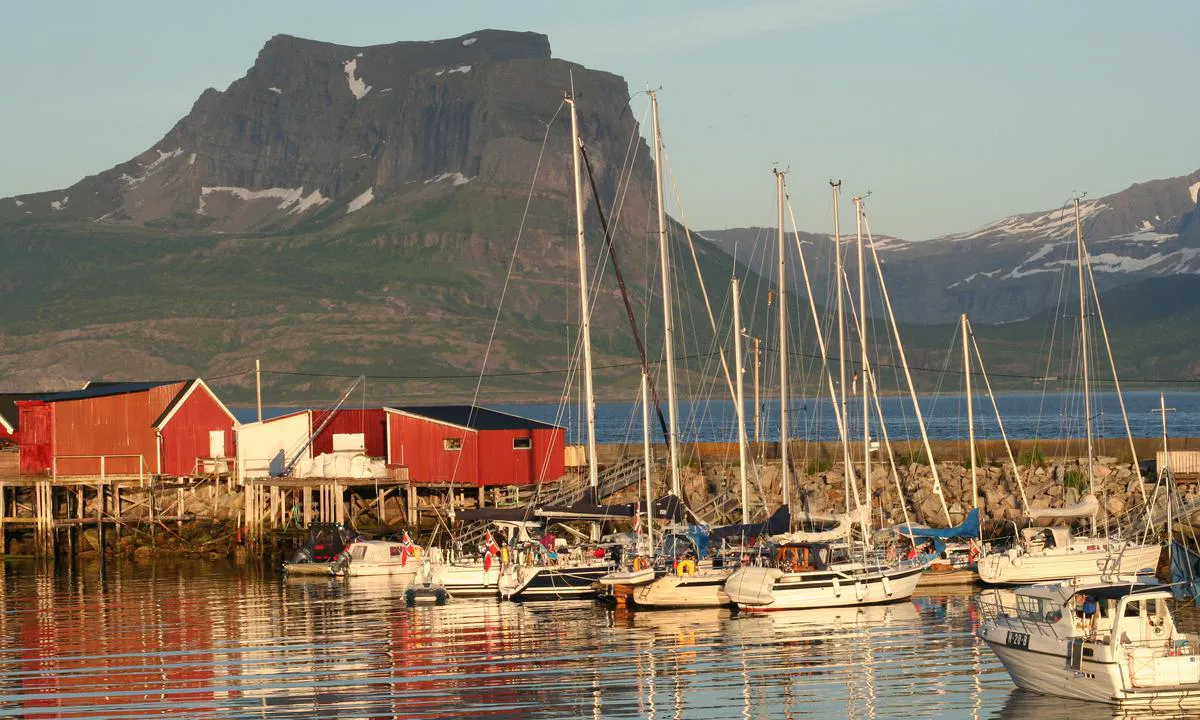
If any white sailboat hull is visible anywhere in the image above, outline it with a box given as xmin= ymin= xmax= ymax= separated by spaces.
xmin=977 ymin=543 xmax=1161 ymax=585
xmin=725 ymin=564 xmax=924 ymax=611
xmin=436 ymin=562 xmax=502 ymax=598
xmin=631 ymin=569 xmax=733 ymax=608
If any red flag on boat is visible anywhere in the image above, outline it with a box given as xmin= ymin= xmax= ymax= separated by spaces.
xmin=483 ymin=531 xmax=500 ymax=572
xmin=400 ymin=531 xmax=414 ymax=566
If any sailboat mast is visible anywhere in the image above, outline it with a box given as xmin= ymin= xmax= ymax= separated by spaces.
xmin=832 ymin=181 xmax=849 ymax=513
xmin=963 ymin=313 xmax=978 ymax=513
xmin=775 ymin=169 xmax=790 ymax=512
xmin=642 ymin=371 xmax=654 ymax=551
xmin=650 ymin=90 xmax=681 ymax=498
xmin=855 ymin=196 xmax=871 ymax=526
xmin=1074 ymin=197 xmax=1095 ymax=534
xmin=568 ymin=95 xmax=599 ymax=532
xmin=733 ymin=276 xmax=750 ymax=524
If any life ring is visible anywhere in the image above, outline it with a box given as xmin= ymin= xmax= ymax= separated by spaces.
xmin=677 ymin=559 xmax=696 ymax=577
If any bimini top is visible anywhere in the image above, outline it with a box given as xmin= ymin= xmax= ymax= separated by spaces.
xmin=1016 ymin=576 xmax=1165 ymax=604
xmin=388 ymin=405 xmax=563 ymax=431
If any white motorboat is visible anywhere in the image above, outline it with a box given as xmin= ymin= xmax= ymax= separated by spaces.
xmin=724 ymin=541 xmax=924 ymax=612
xmin=977 ymin=525 xmax=1161 ymax=585
xmin=977 ymin=577 xmax=1200 ymax=706
xmin=405 ymin=557 xmax=449 ymax=605
xmin=340 ymin=539 xmax=421 ymax=577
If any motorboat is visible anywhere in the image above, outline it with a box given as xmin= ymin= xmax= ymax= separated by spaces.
xmin=977 ymin=577 xmax=1200 ymax=706
xmin=339 ymin=539 xmax=421 ymax=577
xmin=282 ymin=522 xmax=360 ymax=576
xmin=977 ymin=524 xmax=1161 ymax=585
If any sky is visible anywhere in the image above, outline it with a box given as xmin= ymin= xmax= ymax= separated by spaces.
xmin=1 ymin=0 xmax=1198 ymax=239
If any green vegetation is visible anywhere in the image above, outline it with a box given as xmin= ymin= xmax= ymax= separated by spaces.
xmin=1019 ymin=446 xmax=1047 ymax=467
xmin=1063 ymin=468 xmax=1088 ymax=493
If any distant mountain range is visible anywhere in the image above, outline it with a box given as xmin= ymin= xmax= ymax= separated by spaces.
xmin=2 ymin=29 xmax=1199 ymax=402
xmin=703 ymin=169 xmax=1200 ymax=325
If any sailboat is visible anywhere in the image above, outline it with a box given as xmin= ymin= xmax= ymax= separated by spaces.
xmin=976 ymin=197 xmax=1161 ymax=585
xmin=610 ymin=92 xmax=771 ymax=609
xmin=723 ymin=177 xmax=925 ymax=612
xmin=494 ymin=90 xmax=615 ymax=601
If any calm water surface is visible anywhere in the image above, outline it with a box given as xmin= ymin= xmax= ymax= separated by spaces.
xmin=3 ymin=560 xmax=1188 ymax=719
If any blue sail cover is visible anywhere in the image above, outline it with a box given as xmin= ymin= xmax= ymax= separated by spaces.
xmin=899 ymin=508 xmax=980 ymax=544
xmin=1171 ymin=542 xmax=1200 ymax=604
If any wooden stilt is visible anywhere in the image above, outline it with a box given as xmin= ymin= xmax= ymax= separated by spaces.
xmin=303 ymin=487 xmax=313 ymax=527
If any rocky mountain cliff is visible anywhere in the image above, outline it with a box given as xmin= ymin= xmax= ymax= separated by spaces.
xmin=705 ymin=169 xmax=1200 ymax=324
xmin=0 ymin=30 xmax=747 ymax=401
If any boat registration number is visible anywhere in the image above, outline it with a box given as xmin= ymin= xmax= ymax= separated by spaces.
xmin=1005 ymin=631 xmax=1030 ymax=650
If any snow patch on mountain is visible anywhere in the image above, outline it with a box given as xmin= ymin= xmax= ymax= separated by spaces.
xmin=342 ymin=58 xmax=371 ymax=99
xmin=1191 ymin=181 xmax=1200 ymax=204
xmin=424 ymin=172 xmax=472 ymax=186
xmin=435 ymin=65 xmax=472 ymax=76
xmin=268 ymin=86 xmax=282 ymax=94
xmin=346 ymin=187 xmax=374 ymax=214
xmin=198 ymin=186 xmax=330 ymax=215
xmin=14 ymin=199 xmax=23 ymax=207
xmin=462 ymin=37 xmax=477 ymax=46
xmin=1103 ymin=229 xmax=1177 ymax=245
xmin=943 ymin=201 xmax=1107 ymax=243
xmin=946 ymin=269 xmax=1001 ymax=289
xmin=50 ymin=196 xmax=68 ymax=211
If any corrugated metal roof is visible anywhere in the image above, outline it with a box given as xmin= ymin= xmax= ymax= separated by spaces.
xmin=36 ymin=381 xmax=184 ymax=403
xmin=391 ymin=405 xmax=562 ymax=431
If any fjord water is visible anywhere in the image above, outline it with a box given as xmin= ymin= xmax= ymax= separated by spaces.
xmin=0 ymin=560 xmax=1147 ymax=720
xmin=504 ymin=391 xmax=1200 ymax=445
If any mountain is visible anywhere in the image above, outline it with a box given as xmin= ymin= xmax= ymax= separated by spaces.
xmin=703 ymin=169 xmax=1200 ymax=325
xmin=0 ymin=30 xmax=754 ymax=402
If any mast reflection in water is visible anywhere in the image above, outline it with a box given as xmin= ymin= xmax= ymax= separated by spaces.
xmin=0 ymin=561 xmax=1154 ymax=718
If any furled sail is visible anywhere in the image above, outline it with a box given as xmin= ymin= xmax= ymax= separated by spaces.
xmin=772 ymin=505 xmax=870 ymax=544
xmin=1027 ymin=493 xmax=1099 ymax=520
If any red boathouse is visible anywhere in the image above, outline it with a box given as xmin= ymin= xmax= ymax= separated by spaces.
xmin=17 ymin=379 xmax=238 ymax=477
xmin=384 ymin=405 xmax=565 ymax=487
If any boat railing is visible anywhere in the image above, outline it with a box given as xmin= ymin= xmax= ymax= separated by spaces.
xmin=976 ymin=590 xmax=1065 ymax=640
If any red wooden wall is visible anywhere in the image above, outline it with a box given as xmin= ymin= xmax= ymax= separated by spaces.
xmin=386 ymin=412 xmax=479 ymax=485
xmin=17 ymin=402 xmax=53 ymax=475
xmin=386 ymin=412 xmax=565 ymax=487
xmin=158 ymin=385 xmax=237 ymax=476
xmin=311 ymin=409 xmax=387 ymax=458
xmin=48 ymin=383 xmax=185 ymax=475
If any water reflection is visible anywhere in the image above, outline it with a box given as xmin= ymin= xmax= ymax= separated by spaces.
xmin=0 ymin=561 xmax=1186 ymax=718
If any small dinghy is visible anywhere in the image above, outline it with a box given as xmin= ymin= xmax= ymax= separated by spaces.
xmin=405 ymin=558 xmax=448 ymax=606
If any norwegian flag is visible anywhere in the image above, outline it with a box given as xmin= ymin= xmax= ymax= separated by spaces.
xmin=482 ymin=531 xmax=500 ymax=572
xmin=399 ymin=531 xmax=415 ymax=566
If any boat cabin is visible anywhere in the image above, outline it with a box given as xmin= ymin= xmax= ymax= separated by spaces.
xmin=983 ymin=581 xmax=1200 ymax=688
xmin=773 ymin=543 xmax=831 ymax=572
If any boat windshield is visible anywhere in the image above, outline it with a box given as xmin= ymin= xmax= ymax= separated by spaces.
xmin=1017 ymin=594 xmax=1063 ymax=623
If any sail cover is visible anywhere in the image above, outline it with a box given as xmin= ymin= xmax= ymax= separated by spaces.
xmin=708 ymin=505 xmax=790 ymax=544
xmin=899 ymin=508 xmax=980 ymax=541
xmin=1027 ymin=493 xmax=1099 ymax=520
xmin=772 ymin=505 xmax=870 ymax=544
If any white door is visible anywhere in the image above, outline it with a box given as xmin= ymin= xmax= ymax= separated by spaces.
xmin=209 ymin=430 xmax=226 ymax=458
